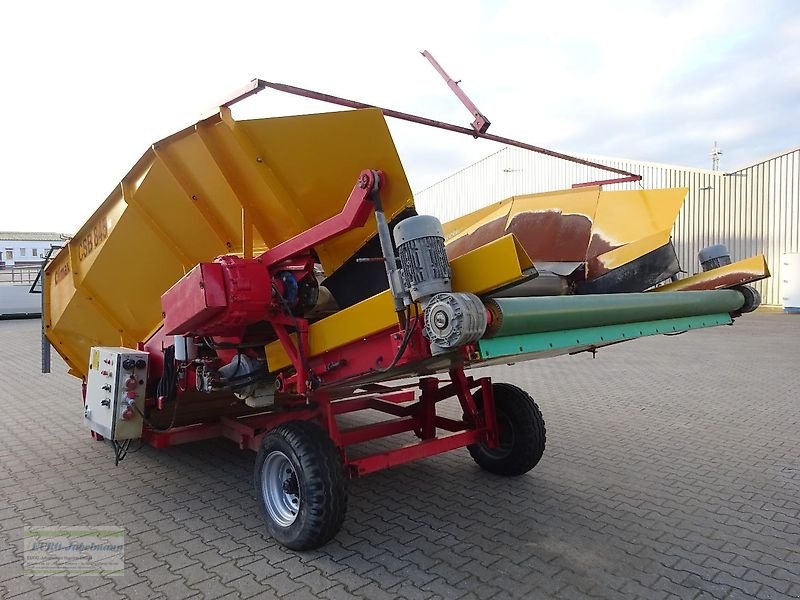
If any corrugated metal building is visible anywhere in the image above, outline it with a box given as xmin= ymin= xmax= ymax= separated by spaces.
xmin=415 ymin=147 xmax=800 ymax=307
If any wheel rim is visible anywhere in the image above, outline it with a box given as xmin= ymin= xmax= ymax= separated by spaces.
xmin=261 ymin=451 xmax=300 ymax=527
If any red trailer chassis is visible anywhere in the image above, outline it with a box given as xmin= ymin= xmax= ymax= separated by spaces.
xmin=142 ymin=369 xmax=498 ymax=478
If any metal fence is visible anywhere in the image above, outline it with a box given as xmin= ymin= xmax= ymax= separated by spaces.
xmin=415 ymin=147 xmax=800 ymax=306
xmin=0 ymin=266 xmax=40 ymax=286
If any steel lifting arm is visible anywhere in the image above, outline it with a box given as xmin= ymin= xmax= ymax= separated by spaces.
xmin=259 ymin=170 xmax=385 ymax=269
xmin=217 ymin=78 xmax=640 ymax=181
xmin=420 ymin=50 xmax=491 ymax=135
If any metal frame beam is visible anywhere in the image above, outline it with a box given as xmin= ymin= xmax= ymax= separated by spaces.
xmin=221 ymin=78 xmax=640 ymax=181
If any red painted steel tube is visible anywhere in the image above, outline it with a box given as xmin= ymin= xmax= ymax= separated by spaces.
xmin=339 ymin=417 xmax=419 ymax=447
xmin=434 ymin=416 xmax=470 ymax=432
xmin=421 ymin=50 xmax=491 ymax=134
xmin=572 ymin=175 xmax=642 ymax=188
xmin=478 ymin=377 xmax=499 ymax=448
xmin=143 ymin=423 xmax=223 ymax=448
xmin=351 ymin=430 xmax=483 ymax=476
xmin=332 ymin=397 xmax=412 ymax=417
xmin=419 ymin=378 xmax=438 ymax=440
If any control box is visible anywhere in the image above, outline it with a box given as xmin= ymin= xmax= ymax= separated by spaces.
xmin=84 ymin=347 xmax=149 ymax=440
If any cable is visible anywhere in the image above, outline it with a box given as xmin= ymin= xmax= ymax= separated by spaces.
xmin=156 ymin=345 xmax=178 ymax=403
xmin=125 ymin=438 xmax=145 ymax=454
xmin=203 ymin=337 xmax=271 ymax=349
xmin=375 ymin=303 xmax=418 ymax=373
xmin=211 ymin=353 xmax=269 ymax=393
xmin=112 ymin=438 xmax=132 ymax=467
xmin=131 ymin=394 xmax=180 ymax=433
xmin=135 ymin=344 xmax=182 ymax=433
xmin=299 ymin=303 xmax=421 ymax=390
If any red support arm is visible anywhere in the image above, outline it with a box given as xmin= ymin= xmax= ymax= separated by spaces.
xmin=259 ymin=169 xmax=384 ymax=269
xmin=572 ymin=175 xmax=642 ymax=188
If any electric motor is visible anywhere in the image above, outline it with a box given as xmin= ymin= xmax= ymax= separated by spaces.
xmin=393 ymin=215 xmax=451 ymax=305
xmin=698 ymin=244 xmax=732 ymax=272
xmin=424 ymin=292 xmax=487 ymax=355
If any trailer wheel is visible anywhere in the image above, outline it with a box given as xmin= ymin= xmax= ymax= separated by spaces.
xmin=468 ymin=383 xmax=546 ymax=476
xmin=254 ymin=421 xmax=347 ymax=550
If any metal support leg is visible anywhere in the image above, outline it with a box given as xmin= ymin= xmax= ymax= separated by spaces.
xmin=479 ymin=377 xmax=499 ymax=448
xmin=450 ymin=368 xmax=479 ymax=420
xmin=418 ymin=378 xmax=438 ymax=440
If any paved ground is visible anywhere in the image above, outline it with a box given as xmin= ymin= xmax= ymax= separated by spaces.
xmin=0 ymin=313 xmax=798 ymax=599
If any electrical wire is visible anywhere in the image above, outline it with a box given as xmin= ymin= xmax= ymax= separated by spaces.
xmin=126 ymin=438 xmax=145 ymax=453
xmin=111 ymin=341 xmax=203 ymax=465
xmin=132 ymin=344 xmax=182 ymax=433
xmin=112 ymin=438 xmax=132 ymax=466
xmin=203 ymin=337 xmax=271 ymax=349
xmin=131 ymin=393 xmax=180 ymax=433
xmin=211 ymin=353 xmax=269 ymax=394
xmin=329 ymin=303 xmax=420 ymax=386
xmin=156 ymin=345 xmax=178 ymax=403
xmin=374 ymin=303 xmax=418 ymax=373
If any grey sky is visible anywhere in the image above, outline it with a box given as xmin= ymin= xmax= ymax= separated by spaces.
xmin=1 ymin=0 xmax=797 ymax=232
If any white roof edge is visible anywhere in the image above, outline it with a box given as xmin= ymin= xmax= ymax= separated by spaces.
xmin=728 ymin=145 xmax=800 ymax=173
xmin=415 ymin=144 xmax=800 ymax=196
xmin=574 ymin=151 xmax=719 ymax=175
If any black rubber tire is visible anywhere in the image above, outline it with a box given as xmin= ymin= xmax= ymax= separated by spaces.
xmin=467 ymin=383 xmax=546 ymax=476
xmin=254 ymin=421 xmax=347 ymax=550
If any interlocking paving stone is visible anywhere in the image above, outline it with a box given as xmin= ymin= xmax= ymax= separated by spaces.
xmin=1 ymin=313 xmax=798 ymax=599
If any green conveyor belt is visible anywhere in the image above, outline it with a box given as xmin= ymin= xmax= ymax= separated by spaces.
xmin=484 ymin=290 xmax=744 ymax=337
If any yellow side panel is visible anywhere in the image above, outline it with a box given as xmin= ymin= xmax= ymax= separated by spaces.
xmin=442 ymin=197 xmax=514 ymax=241
xmin=591 ymin=188 xmax=687 ymax=248
xmin=444 ymin=187 xmax=602 ymax=262
xmin=595 ymin=231 xmax=672 ymax=271
xmin=509 ymin=186 xmax=601 ymax=220
xmin=442 ymin=186 xmax=688 ymax=278
xmin=237 ymin=111 xmax=412 ymax=271
xmin=45 ymin=108 xmax=413 ymax=379
xmin=450 ymin=234 xmax=534 ymax=291
xmin=265 ymin=234 xmax=533 ymax=372
xmin=654 ymin=255 xmax=770 ymax=292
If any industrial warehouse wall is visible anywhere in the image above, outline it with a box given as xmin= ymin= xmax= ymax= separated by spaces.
xmin=415 ymin=147 xmax=800 ymax=306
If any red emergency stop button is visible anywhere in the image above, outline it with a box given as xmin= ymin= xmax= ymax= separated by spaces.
xmin=126 ymin=391 xmax=137 ymax=400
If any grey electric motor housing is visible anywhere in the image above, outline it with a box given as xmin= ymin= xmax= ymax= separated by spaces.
xmin=394 ymin=215 xmax=452 ymax=306
xmin=698 ymin=244 xmax=732 ymax=272
xmin=424 ymin=292 xmax=488 ymax=355
xmin=394 ymin=215 xmax=487 ymax=355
